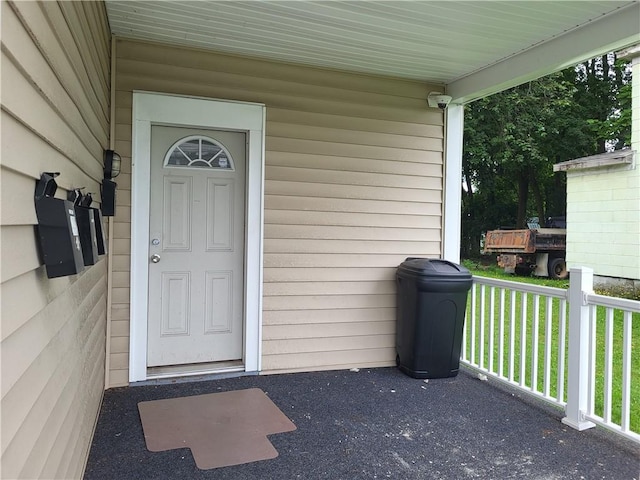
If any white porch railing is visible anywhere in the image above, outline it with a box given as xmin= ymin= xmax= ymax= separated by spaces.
xmin=461 ymin=267 xmax=639 ymax=443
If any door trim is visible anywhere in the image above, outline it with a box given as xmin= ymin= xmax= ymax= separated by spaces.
xmin=129 ymin=92 xmax=265 ymax=382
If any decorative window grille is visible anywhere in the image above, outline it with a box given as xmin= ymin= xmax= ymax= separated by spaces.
xmin=164 ymin=136 xmax=234 ymax=170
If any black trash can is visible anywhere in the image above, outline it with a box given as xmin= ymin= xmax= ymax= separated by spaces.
xmin=396 ymin=258 xmax=472 ymax=379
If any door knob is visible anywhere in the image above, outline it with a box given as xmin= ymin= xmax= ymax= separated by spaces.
xmin=150 ymin=254 xmax=161 ymax=263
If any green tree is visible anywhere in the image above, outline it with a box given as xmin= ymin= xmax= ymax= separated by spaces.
xmin=573 ymin=53 xmax=632 ymax=151
xmin=461 ymin=53 xmax=632 ymax=259
xmin=462 ymin=73 xmax=576 ymax=256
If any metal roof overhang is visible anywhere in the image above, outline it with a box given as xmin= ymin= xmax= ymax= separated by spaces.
xmin=105 ymin=1 xmax=640 ymax=103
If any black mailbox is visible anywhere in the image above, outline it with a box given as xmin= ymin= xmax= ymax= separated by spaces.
xmin=70 ymin=190 xmax=99 ymax=266
xmin=92 ymin=208 xmax=108 ymax=255
xmin=34 ymin=173 xmax=85 ymax=278
xmin=75 ymin=206 xmax=99 ymax=265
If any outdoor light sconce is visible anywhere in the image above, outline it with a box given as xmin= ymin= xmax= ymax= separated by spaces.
xmin=103 ymin=149 xmax=122 ymax=179
xmin=102 ymin=149 xmax=120 ymax=216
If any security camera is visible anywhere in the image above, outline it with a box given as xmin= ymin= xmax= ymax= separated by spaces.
xmin=436 ymin=97 xmax=451 ymax=109
xmin=427 ymin=92 xmax=453 ymax=110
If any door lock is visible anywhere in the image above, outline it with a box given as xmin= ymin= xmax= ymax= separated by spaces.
xmin=150 ymin=254 xmax=161 ymax=263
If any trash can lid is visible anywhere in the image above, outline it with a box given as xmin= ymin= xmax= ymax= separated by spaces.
xmin=398 ymin=258 xmax=471 ymax=278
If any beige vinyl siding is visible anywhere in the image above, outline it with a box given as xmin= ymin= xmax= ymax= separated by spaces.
xmin=110 ymin=38 xmax=442 ymax=382
xmin=1 ymin=1 xmax=110 ymax=479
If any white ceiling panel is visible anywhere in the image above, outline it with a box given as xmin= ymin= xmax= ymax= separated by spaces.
xmin=105 ymin=1 xmax=640 ymax=100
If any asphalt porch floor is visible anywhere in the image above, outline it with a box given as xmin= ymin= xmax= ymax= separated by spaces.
xmin=85 ymin=367 xmax=639 ymax=479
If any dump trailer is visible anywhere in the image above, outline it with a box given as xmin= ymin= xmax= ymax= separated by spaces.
xmin=483 ymin=228 xmax=568 ymax=279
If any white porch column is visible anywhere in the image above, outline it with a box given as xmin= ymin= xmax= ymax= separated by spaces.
xmin=619 ymin=45 xmax=640 ymax=153
xmin=442 ymin=103 xmax=464 ymax=264
xmin=562 ymin=266 xmax=596 ymax=431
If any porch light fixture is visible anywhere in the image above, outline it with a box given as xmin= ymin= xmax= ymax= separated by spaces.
xmin=103 ymin=149 xmax=122 ymax=179
xmin=102 ymin=149 xmax=120 ymax=216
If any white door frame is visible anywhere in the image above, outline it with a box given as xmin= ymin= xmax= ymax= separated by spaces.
xmin=129 ymin=91 xmax=265 ymax=382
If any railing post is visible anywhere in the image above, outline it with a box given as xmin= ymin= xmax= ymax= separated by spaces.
xmin=562 ymin=267 xmax=596 ymax=431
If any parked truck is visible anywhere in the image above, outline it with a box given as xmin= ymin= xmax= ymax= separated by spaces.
xmin=483 ymin=227 xmax=568 ymax=279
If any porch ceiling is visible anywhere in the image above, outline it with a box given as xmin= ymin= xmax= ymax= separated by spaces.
xmin=105 ymin=1 xmax=640 ymax=102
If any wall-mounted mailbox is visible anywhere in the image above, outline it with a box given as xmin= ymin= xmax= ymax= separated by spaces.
xmin=93 ymin=208 xmax=108 ymax=255
xmin=34 ymin=173 xmax=85 ymax=278
xmin=75 ymin=206 xmax=99 ymax=265
xmin=70 ymin=190 xmax=99 ymax=266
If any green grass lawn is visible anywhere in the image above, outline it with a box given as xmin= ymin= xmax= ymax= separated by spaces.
xmin=462 ymin=259 xmax=640 ymax=435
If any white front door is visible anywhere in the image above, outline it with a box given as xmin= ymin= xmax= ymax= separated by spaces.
xmin=147 ymin=126 xmax=246 ymax=367
xmin=130 ymin=93 xmax=264 ymax=382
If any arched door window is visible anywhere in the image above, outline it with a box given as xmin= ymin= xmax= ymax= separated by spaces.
xmin=164 ymin=135 xmax=235 ymax=170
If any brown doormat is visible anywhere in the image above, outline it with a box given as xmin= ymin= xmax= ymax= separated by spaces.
xmin=138 ymin=388 xmax=296 ymax=469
